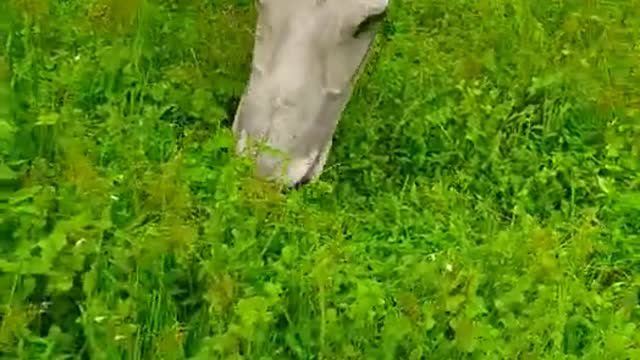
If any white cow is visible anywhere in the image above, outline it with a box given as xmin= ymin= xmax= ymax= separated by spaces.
xmin=232 ymin=0 xmax=389 ymax=187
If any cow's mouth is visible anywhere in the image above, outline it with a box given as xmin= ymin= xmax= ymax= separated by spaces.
xmin=294 ymin=151 xmax=323 ymax=189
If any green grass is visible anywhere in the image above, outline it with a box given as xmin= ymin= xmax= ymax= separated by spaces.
xmin=1 ymin=0 xmax=640 ymax=358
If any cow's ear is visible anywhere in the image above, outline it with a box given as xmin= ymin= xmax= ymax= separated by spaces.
xmin=342 ymin=0 xmax=389 ymax=38
xmin=353 ymin=8 xmax=387 ymax=38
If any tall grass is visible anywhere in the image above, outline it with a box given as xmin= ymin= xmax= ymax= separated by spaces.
xmin=1 ymin=0 xmax=639 ymax=358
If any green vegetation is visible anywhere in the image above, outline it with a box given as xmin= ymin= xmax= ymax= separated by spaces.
xmin=1 ymin=0 xmax=639 ymax=358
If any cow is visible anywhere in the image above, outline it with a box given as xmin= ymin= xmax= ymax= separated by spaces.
xmin=232 ymin=0 xmax=389 ymax=187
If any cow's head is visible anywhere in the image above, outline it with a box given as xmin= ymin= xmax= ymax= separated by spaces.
xmin=232 ymin=0 xmax=389 ymax=187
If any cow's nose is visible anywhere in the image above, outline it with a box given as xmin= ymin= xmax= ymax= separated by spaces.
xmin=255 ymin=149 xmax=320 ymax=188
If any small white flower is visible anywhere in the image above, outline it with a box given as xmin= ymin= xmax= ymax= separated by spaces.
xmin=445 ymin=263 xmax=453 ymax=272
xmin=40 ymin=301 xmax=52 ymax=312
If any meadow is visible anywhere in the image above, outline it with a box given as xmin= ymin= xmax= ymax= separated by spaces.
xmin=1 ymin=0 xmax=639 ymax=358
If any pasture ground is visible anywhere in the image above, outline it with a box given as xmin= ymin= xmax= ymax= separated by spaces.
xmin=1 ymin=0 xmax=639 ymax=358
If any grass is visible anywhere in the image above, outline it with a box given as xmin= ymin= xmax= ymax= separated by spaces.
xmin=1 ymin=0 xmax=640 ymax=358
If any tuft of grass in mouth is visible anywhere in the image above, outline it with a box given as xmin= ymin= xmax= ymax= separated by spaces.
xmin=1 ymin=0 xmax=639 ymax=358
